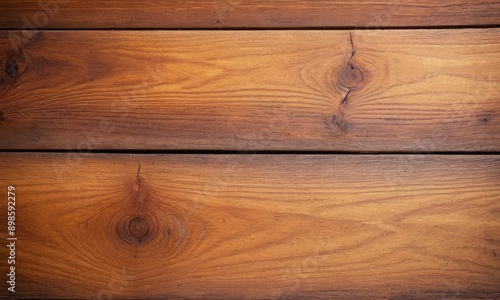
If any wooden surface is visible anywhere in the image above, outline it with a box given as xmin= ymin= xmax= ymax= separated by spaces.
xmin=1 ymin=0 xmax=500 ymax=29
xmin=0 ymin=154 xmax=498 ymax=299
xmin=1 ymin=29 xmax=499 ymax=151
xmin=1 ymin=1 xmax=499 ymax=299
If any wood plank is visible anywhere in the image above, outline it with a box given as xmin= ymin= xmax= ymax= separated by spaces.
xmin=1 ymin=0 xmax=499 ymax=29
xmin=0 ymin=154 xmax=499 ymax=298
xmin=1 ymin=29 xmax=499 ymax=151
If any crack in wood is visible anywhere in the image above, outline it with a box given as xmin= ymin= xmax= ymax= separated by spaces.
xmin=136 ymin=162 xmax=142 ymax=179
xmin=348 ymin=31 xmax=356 ymax=64
xmin=330 ymin=31 xmax=364 ymax=133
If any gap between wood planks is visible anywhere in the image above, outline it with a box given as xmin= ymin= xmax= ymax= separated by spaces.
xmin=2 ymin=25 xmax=500 ymax=31
xmin=0 ymin=150 xmax=499 ymax=155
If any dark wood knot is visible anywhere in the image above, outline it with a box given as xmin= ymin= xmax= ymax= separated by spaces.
xmin=129 ymin=217 xmax=149 ymax=238
xmin=338 ymin=62 xmax=363 ymax=89
xmin=4 ymin=49 xmax=28 ymax=83
xmin=6 ymin=58 xmax=19 ymax=79
xmin=117 ymin=215 xmax=156 ymax=245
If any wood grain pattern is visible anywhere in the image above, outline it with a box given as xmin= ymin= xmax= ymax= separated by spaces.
xmin=1 ymin=29 xmax=499 ymax=151
xmin=1 ymin=0 xmax=499 ymax=29
xmin=0 ymin=154 xmax=498 ymax=299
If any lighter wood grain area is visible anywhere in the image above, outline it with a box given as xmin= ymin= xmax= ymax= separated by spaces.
xmin=1 ymin=29 xmax=499 ymax=151
xmin=0 ymin=0 xmax=499 ymax=28
xmin=0 ymin=154 xmax=499 ymax=299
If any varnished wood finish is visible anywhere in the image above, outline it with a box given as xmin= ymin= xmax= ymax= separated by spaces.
xmin=1 ymin=29 xmax=499 ymax=151
xmin=0 ymin=154 xmax=499 ymax=299
xmin=1 ymin=0 xmax=499 ymax=29
xmin=0 ymin=1 xmax=499 ymax=298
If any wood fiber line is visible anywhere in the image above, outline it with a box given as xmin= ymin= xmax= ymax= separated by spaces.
xmin=0 ymin=0 xmax=499 ymax=29
xmin=1 ymin=29 xmax=499 ymax=151
xmin=0 ymin=154 xmax=499 ymax=299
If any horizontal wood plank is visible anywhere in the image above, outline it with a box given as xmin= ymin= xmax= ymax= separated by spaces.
xmin=0 ymin=154 xmax=499 ymax=298
xmin=1 ymin=29 xmax=499 ymax=151
xmin=1 ymin=1 xmax=500 ymax=29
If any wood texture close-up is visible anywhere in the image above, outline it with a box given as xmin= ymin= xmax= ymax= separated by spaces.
xmin=0 ymin=154 xmax=499 ymax=299
xmin=0 ymin=0 xmax=499 ymax=29
xmin=0 ymin=0 xmax=499 ymax=299
xmin=1 ymin=29 xmax=499 ymax=151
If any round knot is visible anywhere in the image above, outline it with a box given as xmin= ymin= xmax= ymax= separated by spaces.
xmin=117 ymin=215 xmax=157 ymax=245
xmin=129 ymin=217 xmax=149 ymax=238
xmin=338 ymin=62 xmax=363 ymax=89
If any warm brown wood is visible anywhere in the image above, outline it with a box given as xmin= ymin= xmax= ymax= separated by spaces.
xmin=1 ymin=0 xmax=500 ymax=29
xmin=1 ymin=29 xmax=499 ymax=151
xmin=0 ymin=154 xmax=498 ymax=299
xmin=1 ymin=2 xmax=498 ymax=300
